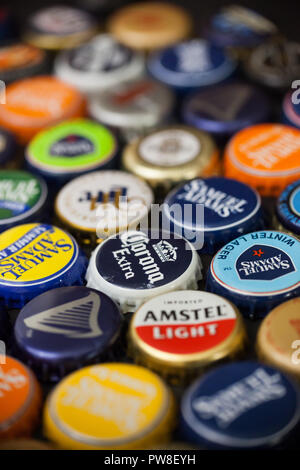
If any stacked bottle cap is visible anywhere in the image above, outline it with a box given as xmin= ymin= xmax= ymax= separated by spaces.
xmin=14 ymin=287 xmax=122 ymax=382
xmin=0 ymin=127 xmax=17 ymax=168
xmin=0 ymin=43 xmax=48 ymax=84
xmin=128 ymin=290 xmax=247 ymax=385
xmin=44 ymin=363 xmax=175 ymax=449
xmin=206 ymin=230 xmax=300 ymax=318
xmin=86 ymin=229 xmax=202 ymax=313
xmin=0 ymin=223 xmax=87 ymax=309
xmin=275 ymin=179 xmax=300 ymax=238
xmin=162 ymin=177 xmax=264 ymax=254
xmin=180 ymin=361 xmax=300 ymax=449
xmin=282 ymin=90 xmax=300 ymax=129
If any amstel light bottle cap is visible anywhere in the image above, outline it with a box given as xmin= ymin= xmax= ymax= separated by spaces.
xmin=0 ymin=76 xmax=86 ymax=144
xmin=86 ymin=230 xmax=202 ymax=313
xmin=122 ymin=126 xmax=220 ymax=196
xmin=14 ymin=286 xmax=122 ymax=382
xmin=180 ymin=361 xmax=300 ymax=449
xmin=282 ymin=91 xmax=300 ymax=130
xmin=128 ymin=290 xmax=246 ymax=384
xmin=206 ymin=230 xmax=300 ymax=319
xmin=43 ymin=363 xmax=175 ymax=449
xmin=0 ymin=223 xmax=87 ymax=309
xmin=0 ymin=356 xmax=42 ymax=440
xmin=257 ymin=298 xmax=300 ymax=380
xmin=107 ymin=2 xmax=192 ymax=51
xmin=276 ymin=179 xmax=300 ymax=237
xmin=55 ymin=170 xmax=153 ymax=247
xmin=0 ymin=43 xmax=48 ymax=83
xmin=224 ymin=124 xmax=300 ymax=197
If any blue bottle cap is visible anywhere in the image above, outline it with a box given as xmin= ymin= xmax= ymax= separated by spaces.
xmin=0 ymin=223 xmax=87 ymax=309
xmin=206 ymin=230 xmax=300 ymax=318
xmin=14 ymin=286 xmax=122 ymax=381
xmin=0 ymin=127 xmax=17 ymax=166
xmin=180 ymin=361 xmax=300 ymax=449
xmin=162 ymin=178 xmax=264 ymax=254
xmin=282 ymin=91 xmax=300 ymax=130
xmin=276 ymin=180 xmax=300 ymax=236
xmin=147 ymin=39 xmax=237 ymax=91
xmin=182 ymin=83 xmax=270 ymax=138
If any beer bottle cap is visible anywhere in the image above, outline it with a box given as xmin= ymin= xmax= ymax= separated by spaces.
xmin=0 ymin=43 xmax=48 ymax=84
xmin=0 ymin=223 xmax=87 ymax=309
xmin=128 ymin=290 xmax=246 ymax=384
xmin=224 ymin=124 xmax=300 ymax=197
xmin=0 ymin=127 xmax=17 ymax=167
xmin=0 ymin=356 xmax=42 ymax=440
xmin=43 ymin=363 xmax=175 ymax=449
xmin=107 ymin=2 xmax=192 ymax=51
xmin=14 ymin=286 xmax=122 ymax=382
xmin=86 ymin=229 xmax=202 ymax=313
xmin=180 ymin=361 xmax=300 ymax=449
xmin=282 ymin=91 xmax=300 ymax=130
xmin=0 ymin=76 xmax=86 ymax=144
xmin=276 ymin=179 xmax=300 ymax=237
xmin=55 ymin=170 xmax=153 ymax=247
xmin=206 ymin=230 xmax=300 ymax=319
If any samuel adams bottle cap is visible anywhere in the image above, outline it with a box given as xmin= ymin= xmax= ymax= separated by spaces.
xmin=86 ymin=229 xmax=202 ymax=313
xmin=275 ymin=179 xmax=300 ymax=237
xmin=282 ymin=91 xmax=300 ymax=130
xmin=0 ymin=43 xmax=48 ymax=84
xmin=224 ymin=124 xmax=300 ymax=197
xmin=44 ymin=363 xmax=175 ymax=449
xmin=180 ymin=361 xmax=300 ymax=449
xmin=14 ymin=286 xmax=122 ymax=382
xmin=206 ymin=230 xmax=300 ymax=319
xmin=55 ymin=170 xmax=153 ymax=248
xmin=0 ymin=356 xmax=42 ymax=439
xmin=257 ymin=298 xmax=300 ymax=380
xmin=0 ymin=223 xmax=87 ymax=309
xmin=162 ymin=177 xmax=264 ymax=254
xmin=128 ymin=290 xmax=246 ymax=384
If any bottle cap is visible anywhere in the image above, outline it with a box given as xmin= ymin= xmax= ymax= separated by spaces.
xmin=0 ymin=223 xmax=87 ymax=309
xmin=282 ymin=91 xmax=300 ymax=130
xmin=26 ymin=119 xmax=117 ymax=185
xmin=128 ymin=290 xmax=246 ymax=384
xmin=0 ymin=43 xmax=48 ymax=83
xmin=206 ymin=230 xmax=300 ymax=319
xmin=23 ymin=6 xmax=98 ymax=50
xmin=55 ymin=170 xmax=153 ymax=247
xmin=0 ymin=439 xmax=54 ymax=450
xmin=88 ymin=78 xmax=174 ymax=143
xmin=0 ymin=127 xmax=17 ymax=167
xmin=107 ymin=2 xmax=192 ymax=51
xmin=0 ymin=170 xmax=48 ymax=232
xmin=55 ymin=34 xmax=144 ymax=95
xmin=44 ymin=363 xmax=175 ymax=449
xmin=0 ymin=76 xmax=86 ymax=144
xmin=122 ymin=126 xmax=220 ymax=196
xmin=14 ymin=286 xmax=122 ymax=382
xmin=148 ymin=39 xmax=237 ymax=91
xmin=257 ymin=298 xmax=300 ymax=379
xmin=224 ymin=124 xmax=300 ymax=197
xmin=0 ymin=356 xmax=42 ymax=439
xmin=182 ymin=82 xmax=271 ymax=139
xmin=276 ymin=179 xmax=300 ymax=237
xmin=163 ymin=177 xmax=264 ymax=254
xmin=86 ymin=230 xmax=202 ymax=313
xmin=180 ymin=361 xmax=300 ymax=449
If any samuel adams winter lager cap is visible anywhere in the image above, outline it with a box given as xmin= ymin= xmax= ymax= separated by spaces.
xmin=206 ymin=230 xmax=300 ymax=318
xmin=275 ymin=179 xmax=300 ymax=238
xmin=44 ymin=363 xmax=175 ymax=449
xmin=180 ymin=361 xmax=300 ymax=449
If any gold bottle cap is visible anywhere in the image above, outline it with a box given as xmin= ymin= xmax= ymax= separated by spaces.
xmin=128 ymin=290 xmax=247 ymax=385
xmin=107 ymin=2 xmax=192 ymax=51
xmin=122 ymin=125 xmax=220 ymax=196
xmin=257 ymin=297 xmax=300 ymax=379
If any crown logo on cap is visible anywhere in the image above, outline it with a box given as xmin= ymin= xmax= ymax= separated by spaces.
xmin=153 ymin=240 xmax=178 ymax=262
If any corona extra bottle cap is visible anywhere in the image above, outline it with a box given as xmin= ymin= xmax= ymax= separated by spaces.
xmin=107 ymin=2 xmax=192 ymax=51
xmin=122 ymin=126 xmax=220 ymax=197
xmin=14 ymin=287 xmax=122 ymax=382
xmin=0 ymin=76 xmax=86 ymax=144
xmin=276 ymin=180 xmax=300 ymax=237
xmin=0 ymin=223 xmax=87 ymax=309
xmin=86 ymin=230 xmax=202 ymax=313
xmin=23 ymin=5 xmax=98 ymax=50
xmin=0 ymin=43 xmax=48 ymax=83
xmin=0 ymin=356 xmax=42 ymax=440
xmin=0 ymin=127 xmax=17 ymax=168
xmin=224 ymin=124 xmax=300 ymax=197
xmin=282 ymin=91 xmax=300 ymax=130
xmin=55 ymin=170 xmax=153 ymax=248
xmin=206 ymin=230 xmax=300 ymax=319
xmin=128 ymin=290 xmax=246 ymax=384
xmin=26 ymin=119 xmax=117 ymax=186
xmin=257 ymin=298 xmax=300 ymax=380
xmin=43 ymin=363 xmax=175 ymax=449
xmin=180 ymin=361 xmax=300 ymax=449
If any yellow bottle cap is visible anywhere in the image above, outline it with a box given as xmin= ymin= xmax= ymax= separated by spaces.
xmin=43 ymin=363 xmax=175 ymax=450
